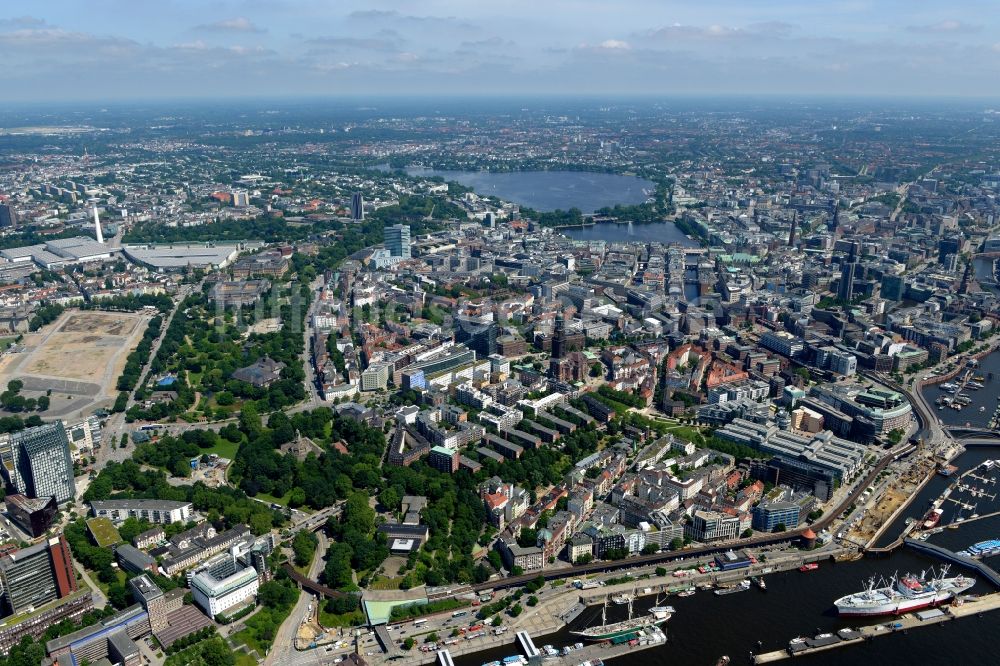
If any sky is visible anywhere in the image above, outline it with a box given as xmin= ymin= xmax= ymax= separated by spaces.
xmin=1 ymin=0 xmax=999 ymax=101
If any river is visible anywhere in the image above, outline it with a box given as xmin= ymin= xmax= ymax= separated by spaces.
xmin=454 ymin=447 xmax=1000 ymax=666
xmin=401 ymin=168 xmax=654 ymax=213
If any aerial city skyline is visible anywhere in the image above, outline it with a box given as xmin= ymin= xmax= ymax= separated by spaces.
xmin=0 ymin=2 xmax=999 ymax=666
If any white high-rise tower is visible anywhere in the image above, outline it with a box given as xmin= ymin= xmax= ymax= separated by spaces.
xmin=92 ymin=204 xmax=104 ymax=244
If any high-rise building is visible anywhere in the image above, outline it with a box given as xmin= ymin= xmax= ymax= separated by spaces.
xmin=350 ymin=192 xmax=364 ymax=221
xmin=0 ymin=203 xmax=17 ymax=228
xmin=0 ymin=534 xmax=78 ymax=616
xmin=129 ymin=574 xmax=168 ymax=631
xmin=455 ymin=319 xmax=498 ymax=358
xmin=0 ymin=422 xmax=75 ymax=504
xmin=385 ymin=224 xmax=411 ymax=259
xmin=938 ymin=236 xmax=962 ymax=263
xmin=880 ymin=274 xmax=906 ymax=301
xmin=838 ymin=261 xmax=856 ymax=302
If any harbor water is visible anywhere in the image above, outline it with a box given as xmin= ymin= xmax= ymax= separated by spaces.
xmin=921 ymin=350 xmax=1000 ymax=429
xmin=455 ymin=448 xmax=1000 ymax=666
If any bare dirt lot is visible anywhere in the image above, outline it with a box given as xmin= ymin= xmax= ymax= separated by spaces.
xmin=0 ymin=309 xmax=150 ymax=418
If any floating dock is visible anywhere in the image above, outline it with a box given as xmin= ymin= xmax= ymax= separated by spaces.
xmin=753 ymin=592 xmax=1000 ymax=663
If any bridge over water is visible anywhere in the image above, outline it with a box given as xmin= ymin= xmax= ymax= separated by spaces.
xmin=904 ymin=538 xmax=1000 ymax=588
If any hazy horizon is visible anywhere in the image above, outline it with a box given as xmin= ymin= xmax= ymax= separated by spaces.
xmin=2 ymin=1 xmax=999 ymax=102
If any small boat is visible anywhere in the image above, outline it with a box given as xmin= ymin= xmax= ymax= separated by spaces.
xmin=714 ymin=580 xmax=751 ymax=595
xmin=799 ymin=563 xmax=819 ymax=572
xmin=715 ymin=658 xmax=731 ymax=666
xmin=676 ymin=588 xmax=696 ymax=597
xmin=610 ymin=593 xmax=632 ymax=605
xmin=754 ymin=576 xmax=767 ymax=591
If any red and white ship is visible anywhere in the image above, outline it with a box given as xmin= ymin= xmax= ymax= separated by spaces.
xmin=922 ymin=508 xmax=944 ymax=529
xmin=834 ymin=566 xmax=974 ymax=617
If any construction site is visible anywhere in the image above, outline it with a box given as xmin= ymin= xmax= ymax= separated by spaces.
xmin=0 ymin=309 xmax=151 ymax=418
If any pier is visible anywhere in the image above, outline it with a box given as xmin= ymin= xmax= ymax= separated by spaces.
xmin=515 ymin=631 xmax=540 ymax=661
xmin=752 ymin=591 xmax=1000 ymax=663
xmin=437 ymin=649 xmax=456 ymax=666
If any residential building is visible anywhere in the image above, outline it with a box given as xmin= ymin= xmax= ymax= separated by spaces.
xmin=428 ymin=446 xmax=459 ymax=474
xmin=90 ymin=499 xmax=192 ymax=525
xmin=0 ymin=590 xmax=92 ymax=655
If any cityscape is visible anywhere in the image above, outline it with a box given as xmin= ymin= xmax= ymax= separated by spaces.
xmin=0 ymin=3 xmax=1000 ymax=666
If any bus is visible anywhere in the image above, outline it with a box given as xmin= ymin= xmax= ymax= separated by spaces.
xmin=452 ymin=611 xmax=467 ymax=618
xmin=413 ymin=619 xmax=428 ymax=628
xmin=140 ymin=424 xmax=166 ymax=431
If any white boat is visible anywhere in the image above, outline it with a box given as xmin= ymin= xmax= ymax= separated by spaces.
xmin=834 ymin=566 xmax=975 ymax=617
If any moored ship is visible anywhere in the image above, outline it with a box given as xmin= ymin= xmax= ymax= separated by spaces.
xmin=958 ymin=539 xmax=1000 ymax=558
xmin=922 ymin=507 xmax=944 ymax=529
xmin=834 ymin=566 xmax=975 ymax=617
xmin=571 ymin=596 xmax=671 ymax=641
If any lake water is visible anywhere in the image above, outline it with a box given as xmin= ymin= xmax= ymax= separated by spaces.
xmin=560 ymin=221 xmax=699 ymax=247
xmin=402 ymin=168 xmax=654 ymax=213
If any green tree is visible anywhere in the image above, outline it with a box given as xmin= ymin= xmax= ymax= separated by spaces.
xmin=239 ymin=402 xmax=263 ymax=438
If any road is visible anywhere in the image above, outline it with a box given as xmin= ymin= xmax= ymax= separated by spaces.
xmin=74 ymin=560 xmax=107 ymax=610
xmin=301 ymin=276 xmax=326 ymax=408
xmin=266 ymin=531 xmax=332 ymax=666
xmin=96 ymin=278 xmax=205 ymax=470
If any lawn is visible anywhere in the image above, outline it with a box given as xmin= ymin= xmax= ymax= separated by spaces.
xmin=234 ymin=653 xmax=258 ymax=666
xmin=201 ymin=437 xmax=240 ymax=461
xmin=665 ymin=424 xmax=709 ymax=445
xmin=319 ymin=608 xmax=365 ymax=627
xmin=255 ymin=489 xmax=293 ymax=507
xmin=0 ymin=337 xmax=16 ymax=351
xmin=368 ymin=576 xmax=404 ymax=591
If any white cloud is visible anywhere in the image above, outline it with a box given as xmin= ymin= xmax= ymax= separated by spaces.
xmin=599 ymin=39 xmax=630 ymax=50
xmin=906 ymin=20 xmax=980 ymax=33
xmin=195 ymin=17 xmax=265 ymax=33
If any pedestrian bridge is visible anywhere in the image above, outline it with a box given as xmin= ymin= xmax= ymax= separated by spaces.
xmin=948 ymin=426 xmax=1000 ymax=440
xmin=904 ymin=538 xmax=1000 ymax=588
xmin=437 ymin=649 xmax=456 ymax=666
xmin=516 ymin=630 xmax=540 ymax=660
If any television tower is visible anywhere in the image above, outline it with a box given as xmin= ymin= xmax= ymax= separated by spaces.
xmin=90 ymin=201 xmax=104 ymax=244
